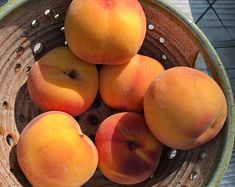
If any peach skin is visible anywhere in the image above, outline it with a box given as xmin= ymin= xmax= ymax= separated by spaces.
xmin=17 ymin=111 xmax=98 ymax=187
xmin=144 ymin=67 xmax=227 ymax=150
xmin=95 ymin=112 xmax=162 ymax=185
xmin=99 ymin=54 xmax=165 ymax=112
xmin=64 ymin=0 xmax=146 ymax=65
xmin=27 ymin=47 xmax=98 ymax=116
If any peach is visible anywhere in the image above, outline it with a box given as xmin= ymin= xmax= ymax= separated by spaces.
xmin=99 ymin=54 xmax=165 ymax=112
xmin=27 ymin=47 xmax=98 ymax=116
xmin=17 ymin=111 xmax=98 ymax=187
xmin=64 ymin=0 xmax=146 ymax=65
xmin=144 ymin=67 xmax=227 ymax=150
xmin=95 ymin=112 xmax=162 ymax=185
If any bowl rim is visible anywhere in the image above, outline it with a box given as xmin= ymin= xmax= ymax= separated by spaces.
xmin=0 ymin=0 xmax=234 ymax=186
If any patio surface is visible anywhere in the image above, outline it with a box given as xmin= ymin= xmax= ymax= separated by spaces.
xmin=169 ymin=0 xmax=235 ymax=186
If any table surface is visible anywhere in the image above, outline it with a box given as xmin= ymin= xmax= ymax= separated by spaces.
xmin=0 ymin=0 xmax=234 ymax=186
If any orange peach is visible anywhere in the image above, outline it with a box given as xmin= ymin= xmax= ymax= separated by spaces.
xmin=99 ymin=54 xmax=165 ymax=112
xmin=64 ymin=0 xmax=146 ymax=65
xmin=17 ymin=111 xmax=98 ymax=187
xmin=95 ymin=112 xmax=162 ymax=185
xmin=27 ymin=47 xmax=98 ymax=116
xmin=144 ymin=67 xmax=227 ymax=150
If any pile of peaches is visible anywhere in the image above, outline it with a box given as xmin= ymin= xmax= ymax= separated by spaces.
xmin=16 ymin=0 xmax=227 ymax=186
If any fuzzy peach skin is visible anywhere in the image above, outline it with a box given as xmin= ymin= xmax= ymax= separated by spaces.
xmin=99 ymin=54 xmax=165 ymax=112
xmin=17 ymin=111 xmax=98 ymax=187
xmin=64 ymin=0 xmax=146 ymax=65
xmin=95 ymin=112 xmax=162 ymax=185
xmin=27 ymin=47 xmax=98 ymax=116
xmin=144 ymin=67 xmax=227 ymax=150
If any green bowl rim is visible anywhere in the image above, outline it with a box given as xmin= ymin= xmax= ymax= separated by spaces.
xmin=0 ymin=0 xmax=234 ymax=186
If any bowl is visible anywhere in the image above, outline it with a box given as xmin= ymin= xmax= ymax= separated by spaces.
xmin=0 ymin=0 xmax=234 ymax=186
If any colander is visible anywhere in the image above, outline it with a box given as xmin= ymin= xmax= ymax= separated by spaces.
xmin=0 ymin=0 xmax=234 ymax=186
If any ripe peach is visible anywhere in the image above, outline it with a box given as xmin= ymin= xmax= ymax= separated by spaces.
xmin=95 ymin=112 xmax=162 ymax=185
xmin=64 ymin=0 xmax=146 ymax=65
xmin=99 ymin=54 xmax=165 ymax=112
xmin=27 ymin=47 xmax=98 ymax=116
xmin=17 ymin=111 xmax=98 ymax=187
xmin=144 ymin=67 xmax=227 ymax=150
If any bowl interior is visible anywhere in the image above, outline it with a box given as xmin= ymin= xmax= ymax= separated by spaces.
xmin=0 ymin=0 xmax=234 ymax=187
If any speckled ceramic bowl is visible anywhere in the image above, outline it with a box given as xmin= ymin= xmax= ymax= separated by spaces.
xmin=0 ymin=0 xmax=234 ymax=186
